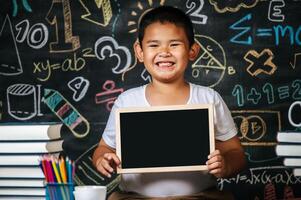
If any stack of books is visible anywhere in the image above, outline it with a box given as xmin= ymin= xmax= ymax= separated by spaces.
xmin=0 ymin=124 xmax=63 ymax=199
xmin=275 ymin=131 xmax=301 ymax=176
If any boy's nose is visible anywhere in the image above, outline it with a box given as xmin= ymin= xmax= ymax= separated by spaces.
xmin=158 ymin=49 xmax=171 ymax=57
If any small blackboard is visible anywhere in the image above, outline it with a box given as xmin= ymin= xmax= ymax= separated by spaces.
xmin=116 ymin=104 xmax=215 ymax=173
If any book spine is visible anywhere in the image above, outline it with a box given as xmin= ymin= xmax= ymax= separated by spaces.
xmin=0 ymin=179 xmax=45 ymax=187
xmin=0 ymin=154 xmax=58 ymax=166
xmin=283 ymin=158 xmax=301 ymax=167
xmin=275 ymin=145 xmax=301 ymax=156
xmin=0 ymin=124 xmax=62 ymax=140
xmin=0 ymin=155 xmax=40 ymax=166
xmin=0 ymin=140 xmax=63 ymax=154
xmin=0 ymin=188 xmax=45 ymax=196
xmin=277 ymin=132 xmax=301 ymax=143
xmin=293 ymin=168 xmax=301 ymax=177
xmin=0 ymin=167 xmax=45 ymax=178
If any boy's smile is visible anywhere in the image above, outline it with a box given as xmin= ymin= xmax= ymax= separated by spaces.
xmin=155 ymin=60 xmax=175 ymax=71
xmin=134 ymin=22 xmax=199 ymax=84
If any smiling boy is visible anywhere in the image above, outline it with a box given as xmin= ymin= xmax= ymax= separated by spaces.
xmin=93 ymin=6 xmax=246 ymax=200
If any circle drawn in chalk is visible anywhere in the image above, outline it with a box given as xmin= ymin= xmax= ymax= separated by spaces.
xmin=191 ymin=35 xmax=226 ymax=87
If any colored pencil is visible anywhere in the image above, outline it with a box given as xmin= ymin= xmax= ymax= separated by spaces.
xmin=38 ymin=155 xmax=75 ymax=199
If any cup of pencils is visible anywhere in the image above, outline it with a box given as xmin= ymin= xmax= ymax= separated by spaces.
xmin=39 ymin=155 xmax=75 ymax=200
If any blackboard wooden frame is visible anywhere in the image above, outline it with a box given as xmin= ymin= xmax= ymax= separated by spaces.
xmin=116 ymin=104 xmax=215 ymax=174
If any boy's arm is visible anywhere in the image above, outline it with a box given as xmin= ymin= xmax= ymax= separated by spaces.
xmin=92 ymin=139 xmax=120 ymax=178
xmin=207 ymin=136 xmax=246 ymax=178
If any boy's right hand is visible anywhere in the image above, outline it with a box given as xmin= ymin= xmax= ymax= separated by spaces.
xmin=95 ymin=153 xmax=121 ymax=178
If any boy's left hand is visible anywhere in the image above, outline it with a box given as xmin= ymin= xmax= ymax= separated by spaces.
xmin=206 ymin=150 xmax=227 ymax=178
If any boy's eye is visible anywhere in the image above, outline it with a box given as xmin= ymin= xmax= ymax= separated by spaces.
xmin=148 ymin=44 xmax=158 ymax=47
xmin=170 ymin=43 xmax=180 ymax=47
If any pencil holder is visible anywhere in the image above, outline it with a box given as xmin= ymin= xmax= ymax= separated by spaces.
xmin=46 ymin=183 xmax=74 ymax=200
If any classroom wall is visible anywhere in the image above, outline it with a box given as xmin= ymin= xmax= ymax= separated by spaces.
xmin=0 ymin=0 xmax=301 ymax=199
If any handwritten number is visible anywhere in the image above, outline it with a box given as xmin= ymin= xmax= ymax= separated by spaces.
xmin=185 ymin=0 xmax=208 ymax=25
xmin=46 ymin=0 xmax=80 ymax=52
xmin=292 ymin=79 xmax=301 ymax=100
xmin=262 ymin=83 xmax=274 ymax=104
xmin=232 ymin=85 xmax=244 ymax=107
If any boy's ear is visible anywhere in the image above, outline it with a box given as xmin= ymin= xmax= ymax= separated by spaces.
xmin=188 ymin=42 xmax=200 ymax=61
xmin=134 ymin=40 xmax=144 ymax=62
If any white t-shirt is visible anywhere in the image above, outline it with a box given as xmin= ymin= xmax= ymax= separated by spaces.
xmin=102 ymin=83 xmax=237 ymax=197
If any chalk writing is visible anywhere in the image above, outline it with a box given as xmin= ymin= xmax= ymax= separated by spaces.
xmin=0 ymin=15 xmax=23 ymax=76
xmin=235 ymin=115 xmax=266 ymax=142
xmin=290 ymin=52 xmax=301 ymax=69
xmin=46 ymin=0 xmax=80 ymax=52
xmin=218 ymin=166 xmax=301 ymax=190
xmin=79 ymin=160 xmax=105 ymax=183
xmin=43 ymin=88 xmax=90 ymax=138
xmin=6 ymin=84 xmax=42 ymax=120
xmin=79 ymin=0 xmax=112 ymax=26
xmin=77 ymin=165 xmax=100 ymax=184
xmin=232 ymin=80 xmax=301 ymax=106
xmin=68 ymin=77 xmax=90 ymax=102
xmin=227 ymin=66 xmax=236 ymax=75
xmin=95 ymin=80 xmax=124 ymax=111
xmin=12 ymin=0 xmax=32 ymax=17
xmin=268 ymin=0 xmax=285 ymax=22
xmin=141 ymin=68 xmax=151 ymax=83
xmin=230 ymin=13 xmax=301 ymax=46
xmin=245 ymin=152 xmax=279 ymax=164
xmin=127 ymin=0 xmax=166 ymax=34
xmin=244 ymin=49 xmax=277 ymax=77
xmin=74 ymin=144 xmax=121 ymax=193
xmin=185 ymin=0 xmax=208 ymax=25
xmin=82 ymin=48 xmax=96 ymax=58
xmin=288 ymin=101 xmax=301 ymax=128
xmin=209 ymin=0 xmax=259 ymax=13
xmin=192 ymin=35 xmax=226 ymax=87
xmin=15 ymin=19 xmax=29 ymax=43
xmin=232 ymin=110 xmax=280 ymax=146
xmin=33 ymin=52 xmax=85 ymax=81
xmin=94 ymin=36 xmax=132 ymax=74
xmin=262 ymin=83 xmax=274 ymax=104
xmin=15 ymin=19 xmax=48 ymax=49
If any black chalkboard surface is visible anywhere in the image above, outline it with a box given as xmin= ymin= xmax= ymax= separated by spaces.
xmin=116 ymin=104 xmax=215 ymax=173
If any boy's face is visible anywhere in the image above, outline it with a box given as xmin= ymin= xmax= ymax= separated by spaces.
xmin=134 ymin=22 xmax=199 ymax=84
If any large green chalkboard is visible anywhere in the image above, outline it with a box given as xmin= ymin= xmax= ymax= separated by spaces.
xmin=1 ymin=0 xmax=301 ymax=199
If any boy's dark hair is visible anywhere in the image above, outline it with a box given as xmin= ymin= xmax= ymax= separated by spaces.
xmin=138 ymin=6 xmax=195 ymax=47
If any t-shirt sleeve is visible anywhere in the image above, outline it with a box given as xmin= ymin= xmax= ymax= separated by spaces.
xmin=213 ymin=91 xmax=237 ymax=141
xmin=101 ymin=97 xmax=122 ymax=149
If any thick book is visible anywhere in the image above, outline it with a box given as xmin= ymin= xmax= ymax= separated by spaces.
xmin=0 ymin=187 xmax=45 ymax=196
xmin=0 ymin=197 xmax=44 ymax=200
xmin=0 ymin=155 xmax=57 ymax=166
xmin=283 ymin=158 xmax=301 ymax=167
xmin=0 ymin=167 xmax=44 ymax=178
xmin=0 ymin=124 xmax=62 ymax=141
xmin=0 ymin=140 xmax=63 ymax=154
xmin=275 ymin=144 xmax=301 ymax=156
xmin=0 ymin=155 xmax=40 ymax=166
xmin=277 ymin=132 xmax=301 ymax=143
xmin=0 ymin=179 xmax=44 ymax=187
xmin=0 ymin=197 xmax=45 ymax=200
